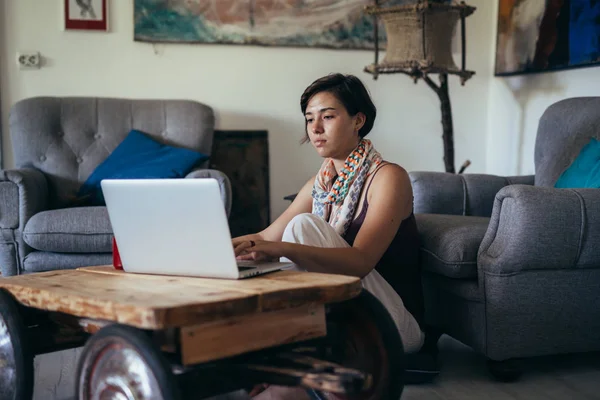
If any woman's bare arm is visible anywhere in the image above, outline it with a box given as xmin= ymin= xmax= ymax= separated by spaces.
xmin=237 ymin=164 xmax=413 ymax=278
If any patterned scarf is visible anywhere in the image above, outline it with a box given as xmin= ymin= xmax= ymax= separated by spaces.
xmin=312 ymin=138 xmax=383 ymax=237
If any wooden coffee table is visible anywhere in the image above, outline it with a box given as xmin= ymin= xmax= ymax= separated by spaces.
xmin=0 ymin=266 xmax=404 ymax=400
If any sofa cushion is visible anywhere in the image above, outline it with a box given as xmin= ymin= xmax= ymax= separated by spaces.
xmin=22 ymin=252 xmax=112 ymax=273
xmin=23 ymin=207 xmax=113 ymax=253
xmin=416 ymin=214 xmax=489 ymax=279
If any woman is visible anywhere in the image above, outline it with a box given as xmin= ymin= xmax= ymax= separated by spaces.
xmin=233 ymin=73 xmax=425 ymax=399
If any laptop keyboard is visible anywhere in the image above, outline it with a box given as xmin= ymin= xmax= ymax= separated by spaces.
xmin=237 ymin=260 xmax=281 ymax=270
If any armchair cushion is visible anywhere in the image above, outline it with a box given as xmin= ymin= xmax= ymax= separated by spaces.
xmin=554 ymin=138 xmax=600 ymax=189
xmin=23 ymin=207 xmax=112 ymax=253
xmin=416 ymin=214 xmax=489 ymax=279
xmin=76 ymin=130 xmax=209 ymax=206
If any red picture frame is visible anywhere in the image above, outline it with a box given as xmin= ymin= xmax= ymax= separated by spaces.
xmin=65 ymin=0 xmax=107 ymax=31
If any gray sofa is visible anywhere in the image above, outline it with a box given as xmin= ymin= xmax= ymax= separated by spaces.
xmin=410 ymin=97 xmax=600 ymax=377
xmin=0 ymin=97 xmax=231 ymax=276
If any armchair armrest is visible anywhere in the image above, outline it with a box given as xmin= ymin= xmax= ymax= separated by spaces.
xmin=478 ymin=185 xmax=600 ymax=275
xmin=0 ymin=168 xmax=49 ymax=276
xmin=409 ymin=171 xmax=534 ymax=217
xmin=0 ymin=168 xmax=49 ymax=229
xmin=185 ymin=168 xmax=232 ymax=217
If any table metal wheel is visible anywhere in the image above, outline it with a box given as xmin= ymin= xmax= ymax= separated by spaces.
xmin=77 ymin=324 xmax=180 ymax=400
xmin=0 ymin=289 xmax=34 ymax=400
xmin=316 ymin=290 xmax=405 ymax=400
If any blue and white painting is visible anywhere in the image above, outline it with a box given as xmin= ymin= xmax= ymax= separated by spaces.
xmin=134 ymin=0 xmax=413 ymax=50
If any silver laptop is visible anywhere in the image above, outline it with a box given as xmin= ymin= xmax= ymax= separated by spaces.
xmin=101 ymin=178 xmax=292 ymax=279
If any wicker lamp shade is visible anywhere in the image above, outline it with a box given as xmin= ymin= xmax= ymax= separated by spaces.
xmin=364 ymin=1 xmax=476 ymax=84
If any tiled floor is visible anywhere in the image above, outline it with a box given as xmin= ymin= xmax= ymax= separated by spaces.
xmin=34 ymin=347 xmax=81 ymax=400
xmin=403 ymin=336 xmax=600 ymax=400
xmin=38 ymin=335 xmax=600 ymax=399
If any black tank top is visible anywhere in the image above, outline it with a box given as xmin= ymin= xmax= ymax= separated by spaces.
xmin=342 ymin=165 xmax=425 ymax=328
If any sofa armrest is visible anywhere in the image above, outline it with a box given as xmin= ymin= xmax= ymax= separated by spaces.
xmin=185 ymin=168 xmax=232 ymax=217
xmin=409 ymin=171 xmax=534 ymax=217
xmin=478 ymin=185 xmax=600 ymax=275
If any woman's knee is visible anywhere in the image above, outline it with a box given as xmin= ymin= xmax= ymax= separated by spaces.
xmin=282 ymin=213 xmax=326 ymax=244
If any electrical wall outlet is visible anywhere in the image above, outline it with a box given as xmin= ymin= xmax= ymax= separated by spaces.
xmin=16 ymin=52 xmax=41 ymax=70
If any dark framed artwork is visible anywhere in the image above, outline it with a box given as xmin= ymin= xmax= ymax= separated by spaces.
xmin=495 ymin=0 xmax=600 ymax=76
xmin=210 ymin=130 xmax=270 ymax=238
xmin=133 ymin=0 xmax=413 ymax=50
xmin=65 ymin=0 xmax=108 ymax=31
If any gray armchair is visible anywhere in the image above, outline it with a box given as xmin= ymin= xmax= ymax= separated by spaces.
xmin=0 ymin=97 xmax=231 ymax=276
xmin=410 ymin=97 xmax=600 ymax=378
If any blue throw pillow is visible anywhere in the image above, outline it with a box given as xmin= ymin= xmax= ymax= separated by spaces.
xmin=76 ymin=130 xmax=209 ymax=206
xmin=554 ymin=138 xmax=600 ymax=189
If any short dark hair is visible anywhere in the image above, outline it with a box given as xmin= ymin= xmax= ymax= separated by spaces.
xmin=300 ymin=73 xmax=377 ymax=141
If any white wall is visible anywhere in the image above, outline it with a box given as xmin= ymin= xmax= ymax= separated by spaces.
xmin=487 ymin=67 xmax=600 ymax=177
xmin=0 ymin=0 xmax=495 ymax=219
xmin=4 ymin=1 xmax=600 ymax=216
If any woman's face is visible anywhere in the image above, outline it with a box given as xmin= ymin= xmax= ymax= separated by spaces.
xmin=304 ymin=91 xmax=364 ymax=160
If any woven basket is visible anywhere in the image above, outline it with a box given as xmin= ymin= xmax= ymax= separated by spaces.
xmin=365 ymin=1 xmax=475 ymax=81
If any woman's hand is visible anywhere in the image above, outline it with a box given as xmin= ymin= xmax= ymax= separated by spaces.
xmin=248 ymin=383 xmax=269 ymax=397
xmin=232 ymin=234 xmax=262 ymax=249
xmin=234 ymin=240 xmax=292 ymax=262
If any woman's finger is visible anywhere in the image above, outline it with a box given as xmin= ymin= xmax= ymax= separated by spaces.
xmin=247 ymin=244 xmax=274 ymax=258
xmin=234 ymin=242 xmax=250 ymax=251
xmin=234 ymin=241 xmax=254 ymax=256
xmin=236 ymin=253 xmax=255 ymax=261
xmin=248 ymin=383 xmax=269 ymax=397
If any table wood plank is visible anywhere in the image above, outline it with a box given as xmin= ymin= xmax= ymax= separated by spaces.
xmin=0 ymin=269 xmax=256 ymax=329
xmin=0 ymin=266 xmax=361 ymax=330
xmin=180 ymin=304 xmax=326 ymax=365
xmin=80 ymin=266 xmax=363 ymax=312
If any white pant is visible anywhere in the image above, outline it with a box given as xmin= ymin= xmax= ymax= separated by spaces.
xmin=281 ymin=213 xmax=425 ymax=353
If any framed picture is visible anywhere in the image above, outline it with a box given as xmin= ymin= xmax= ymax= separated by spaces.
xmin=65 ymin=0 xmax=108 ymax=31
xmin=495 ymin=0 xmax=600 ymax=76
